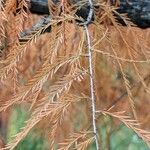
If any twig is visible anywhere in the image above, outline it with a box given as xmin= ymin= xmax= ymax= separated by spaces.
xmin=85 ymin=25 xmax=100 ymax=150
xmin=84 ymin=0 xmax=99 ymax=147
xmin=80 ymin=0 xmax=94 ymax=26
xmin=106 ymin=74 xmax=150 ymax=111
xmin=83 ymin=0 xmax=100 ymax=148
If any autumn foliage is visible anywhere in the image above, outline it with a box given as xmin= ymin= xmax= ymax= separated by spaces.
xmin=0 ymin=0 xmax=150 ymax=149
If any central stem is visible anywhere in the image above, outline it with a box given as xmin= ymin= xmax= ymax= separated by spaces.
xmin=84 ymin=26 xmax=100 ymax=150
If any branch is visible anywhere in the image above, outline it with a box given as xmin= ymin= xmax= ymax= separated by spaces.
xmin=19 ymin=0 xmax=150 ymax=40
xmin=29 ymin=0 xmax=150 ymax=28
xmin=29 ymin=0 xmax=49 ymax=15
xmin=116 ymin=0 xmax=150 ymax=28
xmin=19 ymin=16 xmax=51 ymax=42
